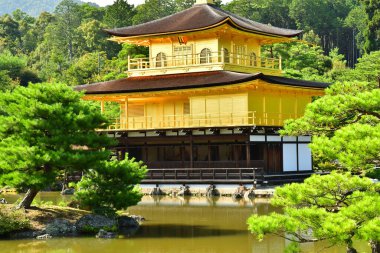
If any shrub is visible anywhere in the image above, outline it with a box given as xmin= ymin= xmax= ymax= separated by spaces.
xmin=0 ymin=205 xmax=30 ymax=235
xmin=74 ymin=156 xmax=146 ymax=216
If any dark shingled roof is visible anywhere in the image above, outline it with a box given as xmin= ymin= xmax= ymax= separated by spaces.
xmin=105 ymin=4 xmax=302 ymax=38
xmin=75 ymin=71 xmax=329 ymax=95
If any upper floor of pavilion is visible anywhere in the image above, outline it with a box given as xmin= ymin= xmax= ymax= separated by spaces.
xmin=104 ymin=0 xmax=302 ymax=77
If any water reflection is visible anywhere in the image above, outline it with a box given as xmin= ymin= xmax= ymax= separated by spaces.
xmin=0 ymin=193 xmax=369 ymax=253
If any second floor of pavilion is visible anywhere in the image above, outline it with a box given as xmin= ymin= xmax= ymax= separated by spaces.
xmin=105 ymin=1 xmax=301 ymax=77
xmin=77 ymin=71 xmax=327 ymax=132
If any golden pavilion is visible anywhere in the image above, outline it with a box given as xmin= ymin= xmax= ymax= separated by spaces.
xmin=76 ymin=0 xmax=328 ymax=184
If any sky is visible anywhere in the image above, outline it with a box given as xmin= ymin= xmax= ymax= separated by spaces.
xmin=87 ymin=0 xmax=230 ymax=7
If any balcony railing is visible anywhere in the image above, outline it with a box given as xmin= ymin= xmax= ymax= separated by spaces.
xmin=127 ymin=50 xmax=281 ymax=73
xmin=102 ymin=111 xmax=298 ymax=131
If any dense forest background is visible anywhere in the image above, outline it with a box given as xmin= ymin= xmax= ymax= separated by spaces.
xmin=0 ymin=0 xmax=379 ymax=90
xmin=0 ymin=0 xmax=85 ymax=17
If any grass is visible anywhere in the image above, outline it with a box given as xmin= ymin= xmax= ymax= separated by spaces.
xmin=0 ymin=204 xmax=90 ymax=232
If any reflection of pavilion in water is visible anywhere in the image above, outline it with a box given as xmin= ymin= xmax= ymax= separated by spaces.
xmin=129 ymin=195 xmax=350 ymax=253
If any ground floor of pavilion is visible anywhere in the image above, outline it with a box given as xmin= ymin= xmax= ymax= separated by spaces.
xmin=107 ymin=126 xmax=314 ymax=184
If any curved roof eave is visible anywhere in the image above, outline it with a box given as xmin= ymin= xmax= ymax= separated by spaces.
xmin=104 ymin=4 xmax=302 ymax=39
xmin=105 ymin=18 xmax=302 ymax=40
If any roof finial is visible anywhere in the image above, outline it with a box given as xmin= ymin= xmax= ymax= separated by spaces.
xmin=195 ymin=0 xmax=214 ymax=5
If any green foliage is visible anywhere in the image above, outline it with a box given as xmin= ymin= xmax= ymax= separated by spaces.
xmin=103 ymin=43 xmax=148 ymax=81
xmin=132 ymin=0 xmax=176 ymax=25
xmin=0 ymin=0 xmax=62 ymax=17
xmin=0 ymin=205 xmax=30 ymax=235
xmin=0 ymin=83 xmax=113 ymax=193
xmin=74 ymin=157 xmax=147 ymax=216
xmin=0 ymin=51 xmax=40 ymax=88
xmin=281 ymin=79 xmax=380 ymax=172
xmin=247 ymin=172 xmax=380 ymax=252
xmin=360 ymin=0 xmax=380 ymax=52
xmin=31 ymin=199 xmax=54 ymax=207
xmin=0 ymin=14 xmax=21 ymax=54
xmin=366 ymin=168 xmax=380 ymax=180
xmin=104 ymin=0 xmax=136 ymax=28
xmin=0 ymin=51 xmax=26 ymax=79
xmin=350 ymin=51 xmax=380 ymax=83
xmin=224 ymin=0 xmax=295 ymax=29
xmin=63 ymin=52 xmax=107 ymax=86
xmin=0 ymin=70 xmax=17 ymax=91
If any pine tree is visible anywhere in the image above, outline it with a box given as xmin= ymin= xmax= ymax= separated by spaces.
xmin=0 ymin=83 xmax=114 ymax=208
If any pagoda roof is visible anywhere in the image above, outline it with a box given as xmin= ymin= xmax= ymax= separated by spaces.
xmin=104 ymin=4 xmax=302 ymax=38
xmin=75 ymin=71 xmax=328 ymax=95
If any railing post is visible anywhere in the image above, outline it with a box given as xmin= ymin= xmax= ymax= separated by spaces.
xmin=127 ymin=55 xmax=130 ymax=70
xmin=279 ymin=56 xmax=282 ymax=71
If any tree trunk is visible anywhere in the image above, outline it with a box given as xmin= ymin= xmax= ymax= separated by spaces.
xmin=370 ymin=240 xmax=379 ymax=253
xmin=17 ymin=188 xmax=39 ymax=209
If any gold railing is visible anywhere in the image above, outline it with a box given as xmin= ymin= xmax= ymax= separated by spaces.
xmin=128 ymin=50 xmax=281 ymax=71
xmin=104 ymin=111 xmax=298 ymax=131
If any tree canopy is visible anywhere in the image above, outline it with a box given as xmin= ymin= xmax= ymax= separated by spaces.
xmin=0 ymin=0 xmax=379 ymax=85
xmin=280 ymin=52 xmax=380 ymax=172
xmin=248 ymin=172 xmax=380 ymax=253
xmin=0 ymin=83 xmax=113 ymax=208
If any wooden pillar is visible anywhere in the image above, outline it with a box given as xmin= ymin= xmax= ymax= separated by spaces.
xmin=208 ymin=141 xmax=211 ymax=168
xmin=246 ymin=141 xmax=250 ymax=168
xmin=190 ymin=134 xmax=193 ymax=168
xmin=144 ymin=141 xmax=148 ymax=163
xmin=234 ymin=141 xmax=238 ymax=168
xmin=181 ymin=141 xmax=185 ymax=168
xmin=127 ymin=55 xmax=131 ymax=70
xmin=124 ymin=99 xmax=128 ymax=129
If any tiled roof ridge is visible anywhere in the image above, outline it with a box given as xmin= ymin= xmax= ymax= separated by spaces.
xmin=104 ymin=3 xmax=302 ymax=38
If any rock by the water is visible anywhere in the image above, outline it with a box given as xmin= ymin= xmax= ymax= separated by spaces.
xmin=149 ymin=187 xmax=164 ymax=195
xmin=61 ymin=188 xmax=75 ymax=195
xmin=46 ymin=218 xmax=76 ymax=236
xmin=232 ymin=185 xmax=247 ymax=199
xmin=10 ymin=230 xmax=44 ymax=239
xmin=96 ymin=229 xmax=117 ymax=239
xmin=177 ymin=185 xmax=191 ymax=196
xmin=118 ymin=216 xmax=140 ymax=228
xmin=76 ymin=214 xmax=116 ymax=234
xmin=36 ymin=234 xmax=52 ymax=239
xmin=0 ymin=198 xmax=7 ymax=204
xmin=244 ymin=188 xmax=255 ymax=199
xmin=206 ymin=184 xmax=220 ymax=197
xmin=130 ymin=215 xmax=145 ymax=223
xmin=117 ymin=216 xmax=140 ymax=237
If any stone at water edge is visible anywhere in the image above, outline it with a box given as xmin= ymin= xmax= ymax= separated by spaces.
xmin=177 ymin=185 xmax=191 ymax=196
xmin=96 ymin=229 xmax=117 ymax=239
xmin=206 ymin=184 xmax=220 ymax=197
xmin=61 ymin=188 xmax=75 ymax=195
xmin=36 ymin=234 xmax=52 ymax=239
xmin=45 ymin=218 xmax=76 ymax=236
xmin=118 ymin=215 xmax=140 ymax=228
xmin=76 ymin=214 xmax=117 ymax=233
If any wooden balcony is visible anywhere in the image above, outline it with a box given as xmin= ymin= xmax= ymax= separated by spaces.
xmin=102 ymin=111 xmax=298 ymax=131
xmin=127 ymin=50 xmax=282 ymax=77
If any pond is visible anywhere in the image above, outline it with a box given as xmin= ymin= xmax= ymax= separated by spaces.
xmin=0 ymin=192 xmax=370 ymax=253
